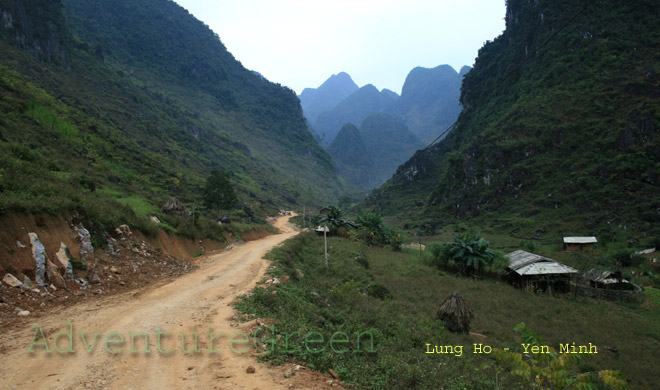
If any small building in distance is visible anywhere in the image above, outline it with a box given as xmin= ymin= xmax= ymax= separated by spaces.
xmin=578 ymin=268 xmax=643 ymax=302
xmin=319 ymin=207 xmax=333 ymax=215
xmin=563 ymin=236 xmax=598 ymax=251
xmin=582 ymin=268 xmax=640 ymax=291
xmin=506 ymin=250 xmax=578 ymax=293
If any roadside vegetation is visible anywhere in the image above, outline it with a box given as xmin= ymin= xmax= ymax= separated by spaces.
xmin=236 ymin=209 xmax=659 ymax=389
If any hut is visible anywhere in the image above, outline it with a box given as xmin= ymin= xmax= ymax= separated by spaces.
xmin=506 ymin=250 xmax=578 ymax=293
xmin=563 ymin=236 xmax=597 ymax=251
xmin=436 ymin=291 xmax=473 ymax=333
xmin=162 ymin=197 xmax=186 ymax=217
xmin=583 ymin=268 xmax=640 ymax=291
xmin=580 ymin=268 xmax=643 ymax=302
xmin=319 ymin=207 xmax=333 ymax=215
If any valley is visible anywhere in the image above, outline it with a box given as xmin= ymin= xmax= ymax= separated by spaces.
xmin=1 ymin=0 xmax=659 ymax=389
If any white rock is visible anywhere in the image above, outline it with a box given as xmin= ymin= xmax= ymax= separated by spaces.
xmin=17 ymin=310 xmax=30 ymax=317
xmin=2 ymin=273 xmax=23 ymax=288
xmin=74 ymin=225 xmax=94 ymax=262
xmin=16 ymin=240 xmax=26 ymax=248
xmin=28 ymin=232 xmax=46 ymax=286
xmin=23 ymin=275 xmax=34 ymax=288
xmin=55 ymin=243 xmax=75 ymax=280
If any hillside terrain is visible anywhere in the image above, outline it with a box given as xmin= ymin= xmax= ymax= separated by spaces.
xmin=0 ymin=0 xmax=344 ymax=230
xmin=396 ymin=64 xmax=470 ymax=143
xmin=328 ymin=123 xmax=379 ymax=190
xmin=365 ymin=0 xmax=660 ymax=239
xmin=328 ymin=115 xmax=424 ymax=191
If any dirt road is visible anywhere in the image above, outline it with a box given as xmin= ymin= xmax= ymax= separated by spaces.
xmin=0 ymin=216 xmax=338 ymax=389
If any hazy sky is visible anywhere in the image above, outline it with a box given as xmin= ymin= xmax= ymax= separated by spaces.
xmin=173 ymin=0 xmax=506 ymax=94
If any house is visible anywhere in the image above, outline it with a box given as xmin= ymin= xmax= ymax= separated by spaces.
xmin=319 ymin=207 xmax=333 ymax=215
xmin=563 ymin=236 xmax=597 ymax=251
xmin=582 ymin=268 xmax=640 ymax=291
xmin=506 ymin=250 xmax=578 ymax=292
xmin=579 ymin=268 xmax=643 ymax=302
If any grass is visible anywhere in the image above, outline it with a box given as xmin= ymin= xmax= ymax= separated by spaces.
xmin=115 ymin=194 xmax=160 ymax=219
xmin=236 ymin=233 xmax=659 ymax=389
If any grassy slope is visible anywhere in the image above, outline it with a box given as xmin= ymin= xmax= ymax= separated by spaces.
xmin=363 ymin=0 xmax=660 ymax=240
xmin=237 ymin=233 xmax=659 ymax=389
xmin=0 ymin=0 xmax=344 ymax=239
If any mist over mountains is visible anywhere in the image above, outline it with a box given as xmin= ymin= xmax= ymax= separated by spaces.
xmin=299 ymin=64 xmax=468 ymax=191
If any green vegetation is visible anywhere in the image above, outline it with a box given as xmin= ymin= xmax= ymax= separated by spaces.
xmin=318 ymin=207 xmax=355 ymax=235
xmin=237 ymin=233 xmax=658 ymax=388
xmin=203 ymin=170 xmax=237 ymax=211
xmin=491 ymin=323 xmax=627 ymax=389
xmin=328 ymin=123 xmax=378 ymax=191
xmin=0 ymin=0 xmax=345 ymax=245
xmin=363 ymin=0 xmax=660 ymax=241
xmin=429 ymin=232 xmax=504 ymax=276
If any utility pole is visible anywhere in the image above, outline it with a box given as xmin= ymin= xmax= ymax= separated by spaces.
xmin=324 ymin=225 xmax=328 ymax=267
xmin=303 ymin=205 xmax=305 ymax=229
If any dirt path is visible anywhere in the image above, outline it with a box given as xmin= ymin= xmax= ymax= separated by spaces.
xmin=0 ymin=215 xmax=339 ymax=390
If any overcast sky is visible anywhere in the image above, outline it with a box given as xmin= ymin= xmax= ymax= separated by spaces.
xmin=173 ymin=0 xmax=506 ymax=95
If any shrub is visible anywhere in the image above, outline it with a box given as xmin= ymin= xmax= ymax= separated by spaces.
xmin=432 ymin=232 xmax=497 ymax=276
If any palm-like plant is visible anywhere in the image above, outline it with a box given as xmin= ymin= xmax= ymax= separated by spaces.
xmin=318 ymin=207 xmax=356 ymax=234
xmin=445 ymin=231 xmax=496 ymax=275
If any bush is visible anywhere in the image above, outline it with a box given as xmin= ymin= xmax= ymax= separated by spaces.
xmin=430 ymin=232 xmax=497 ymax=276
xmin=607 ymin=249 xmax=645 ymax=267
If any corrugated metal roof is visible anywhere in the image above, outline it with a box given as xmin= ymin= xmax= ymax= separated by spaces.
xmin=583 ymin=268 xmax=612 ymax=282
xmin=563 ymin=237 xmax=597 ymax=244
xmin=506 ymin=250 xmax=578 ymax=276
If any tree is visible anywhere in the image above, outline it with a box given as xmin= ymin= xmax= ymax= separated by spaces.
xmin=318 ymin=207 xmax=355 ymax=235
xmin=203 ymin=170 xmax=237 ymax=210
xmin=444 ymin=231 xmax=496 ymax=275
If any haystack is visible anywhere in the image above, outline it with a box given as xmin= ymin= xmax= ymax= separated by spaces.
xmin=162 ymin=197 xmax=186 ymax=217
xmin=436 ymin=291 xmax=474 ymax=333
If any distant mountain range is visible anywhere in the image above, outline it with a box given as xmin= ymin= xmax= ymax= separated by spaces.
xmin=299 ymin=72 xmax=358 ymax=125
xmin=299 ymin=65 xmax=469 ymax=191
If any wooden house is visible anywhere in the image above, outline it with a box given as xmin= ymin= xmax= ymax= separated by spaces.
xmin=583 ymin=268 xmax=640 ymax=291
xmin=563 ymin=236 xmax=597 ymax=251
xmin=506 ymin=250 xmax=578 ymax=293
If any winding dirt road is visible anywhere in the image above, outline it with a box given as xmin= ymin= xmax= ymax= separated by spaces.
xmin=0 ymin=216 xmax=337 ymax=389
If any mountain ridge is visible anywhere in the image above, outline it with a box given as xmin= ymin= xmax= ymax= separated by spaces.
xmin=364 ymin=0 xmax=660 ymax=238
xmin=0 ymin=0 xmax=344 ymax=233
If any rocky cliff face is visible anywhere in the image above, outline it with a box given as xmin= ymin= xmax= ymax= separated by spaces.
xmin=0 ymin=0 xmax=69 ymax=65
xmin=396 ymin=64 xmax=466 ymax=143
xmin=366 ymin=0 xmax=660 ymax=234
